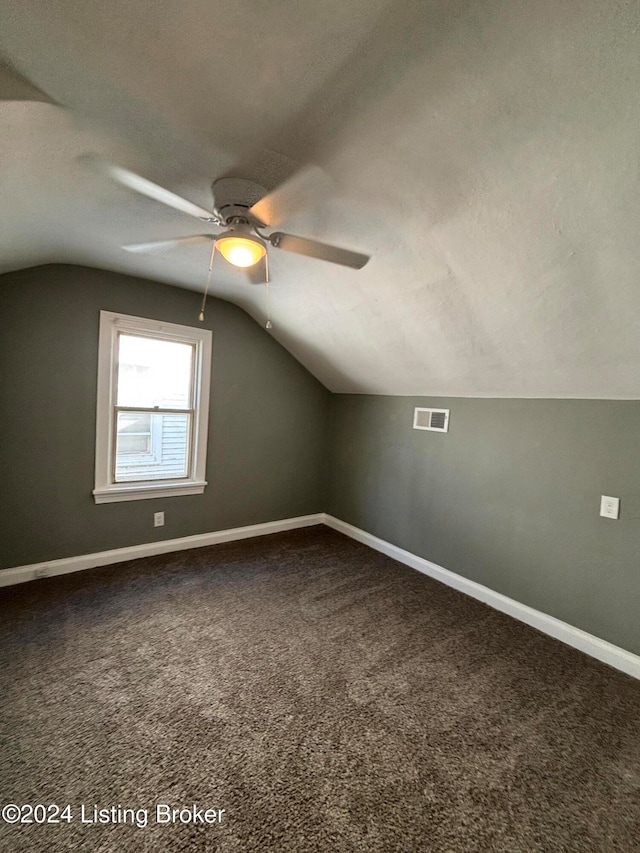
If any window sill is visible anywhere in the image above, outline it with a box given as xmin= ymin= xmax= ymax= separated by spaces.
xmin=93 ymin=481 xmax=207 ymax=504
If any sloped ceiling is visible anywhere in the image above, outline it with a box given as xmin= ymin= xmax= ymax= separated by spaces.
xmin=1 ymin=0 xmax=639 ymax=396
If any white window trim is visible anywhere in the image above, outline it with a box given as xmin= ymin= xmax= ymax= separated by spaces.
xmin=93 ymin=311 xmax=212 ymax=504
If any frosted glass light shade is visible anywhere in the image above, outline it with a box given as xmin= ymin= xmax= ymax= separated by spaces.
xmin=217 ymin=235 xmax=266 ymax=267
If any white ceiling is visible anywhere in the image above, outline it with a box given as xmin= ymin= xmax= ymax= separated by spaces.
xmin=1 ymin=0 xmax=639 ymax=396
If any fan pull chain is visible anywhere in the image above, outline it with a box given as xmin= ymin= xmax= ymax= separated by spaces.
xmin=199 ymin=240 xmax=217 ymax=322
xmin=265 ymin=253 xmax=273 ymax=330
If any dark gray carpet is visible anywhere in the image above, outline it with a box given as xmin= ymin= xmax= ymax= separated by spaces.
xmin=1 ymin=525 xmax=639 ymax=852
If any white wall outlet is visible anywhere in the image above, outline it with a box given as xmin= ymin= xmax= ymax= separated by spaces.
xmin=600 ymin=496 xmax=620 ymax=520
xmin=154 ymin=511 xmax=165 ymax=527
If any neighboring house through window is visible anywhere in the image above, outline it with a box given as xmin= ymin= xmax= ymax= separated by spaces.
xmin=93 ymin=311 xmax=212 ymax=503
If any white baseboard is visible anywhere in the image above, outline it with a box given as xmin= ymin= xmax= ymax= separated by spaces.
xmin=0 ymin=514 xmax=325 ymax=589
xmin=323 ymin=514 xmax=640 ymax=681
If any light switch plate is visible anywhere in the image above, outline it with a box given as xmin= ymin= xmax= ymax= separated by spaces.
xmin=600 ymin=495 xmax=620 ymax=520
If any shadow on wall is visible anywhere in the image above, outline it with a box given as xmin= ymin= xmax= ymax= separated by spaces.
xmin=0 ymin=59 xmax=58 ymax=104
xmin=264 ymin=0 xmax=489 ymax=164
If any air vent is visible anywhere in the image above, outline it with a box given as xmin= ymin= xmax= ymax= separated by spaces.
xmin=413 ymin=407 xmax=450 ymax=433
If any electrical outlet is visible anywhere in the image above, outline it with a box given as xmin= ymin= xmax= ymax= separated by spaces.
xmin=600 ymin=495 xmax=620 ymax=520
xmin=154 ymin=511 xmax=165 ymax=527
xmin=34 ymin=566 xmax=49 ymax=579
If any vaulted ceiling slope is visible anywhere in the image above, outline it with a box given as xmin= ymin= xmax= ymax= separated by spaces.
xmin=1 ymin=0 xmax=639 ymax=397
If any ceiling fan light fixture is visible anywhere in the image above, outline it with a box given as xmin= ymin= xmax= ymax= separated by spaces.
xmin=216 ymin=234 xmax=266 ymax=268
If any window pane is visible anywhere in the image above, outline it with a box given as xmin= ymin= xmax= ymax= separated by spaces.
xmin=115 ymin=411 xmax=190 ymax=482
xmin=118 ymin=412 xmax=151 ymax=434
xmin=117 ymin=334 xmax=194 ymax=409
xmin=119 ymin=434 xmax=151 ymax=454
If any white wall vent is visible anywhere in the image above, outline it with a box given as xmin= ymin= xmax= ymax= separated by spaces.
xmin=413 ymin=407 xmax=450 ymax=433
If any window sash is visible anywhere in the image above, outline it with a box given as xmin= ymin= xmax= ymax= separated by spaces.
xmin=112 ymin=407 xmax=194 ymax=483
xmin=115 ymin=330 xmax=197 ymax=410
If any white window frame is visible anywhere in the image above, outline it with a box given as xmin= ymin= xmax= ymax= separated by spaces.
xmin=93 ymin=311 xmax=212 ymax=504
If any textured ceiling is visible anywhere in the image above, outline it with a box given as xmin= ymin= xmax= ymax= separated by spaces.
xmin=1 ymin=0 xmax=639 ymax=396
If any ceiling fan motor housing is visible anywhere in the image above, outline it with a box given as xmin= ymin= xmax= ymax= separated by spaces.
xmin=212 ymin=177 xmax=268 ymax=225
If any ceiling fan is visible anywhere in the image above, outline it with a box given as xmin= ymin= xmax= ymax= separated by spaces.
xmin=100 ymin=162 xmax=371 ymax=286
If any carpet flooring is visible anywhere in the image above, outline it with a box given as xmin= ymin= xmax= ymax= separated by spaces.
xmin=1 ymin=525 xmax=639 ymax=852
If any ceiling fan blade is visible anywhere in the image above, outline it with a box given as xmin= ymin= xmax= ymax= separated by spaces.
xmin=244 ymin=255 xmax=268 ymax=285
xmin=123 ymin=235 xmax=215 ymax=255
xmin=269 ymin=232 xmax=370 ymax=269
xmin=100 ymin=161 xmax=220 ymax=222
xmin=248 ymin=165 xmax=330 ymax=227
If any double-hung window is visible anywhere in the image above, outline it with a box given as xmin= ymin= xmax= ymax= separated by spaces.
xmin=93 ymin=311 xmax=212 ymax=503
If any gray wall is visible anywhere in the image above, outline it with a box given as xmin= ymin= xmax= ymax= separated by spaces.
xmin=326 ymin=395 xmax=640 ymax=655
xmin=0 ymin=265 xmax=330 ymax=569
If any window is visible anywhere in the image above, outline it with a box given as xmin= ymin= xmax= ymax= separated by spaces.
xmin=93 ymin=311 xmax=212 ymax=503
